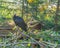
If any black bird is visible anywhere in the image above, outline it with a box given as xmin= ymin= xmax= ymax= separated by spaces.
xmin=13 ymin=14 xmax=27 ymax=31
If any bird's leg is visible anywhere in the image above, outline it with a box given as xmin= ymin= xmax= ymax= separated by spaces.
xmin=16 ymin=26 xmax=23 ymax=40
xmin=15 ymin=26 xmax=19 ymax=42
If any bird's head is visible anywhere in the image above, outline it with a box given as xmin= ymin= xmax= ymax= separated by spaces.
xmin=14 ymin=14 xmax=17 ymax=16
xmin=13 ymin=14 xmax=18 ymax=18
xmin=14 ymin=14 xmax=20 ymax=17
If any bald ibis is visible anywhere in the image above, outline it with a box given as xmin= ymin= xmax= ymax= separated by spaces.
xmin=13 ymin=14 xmax=27 ymax=31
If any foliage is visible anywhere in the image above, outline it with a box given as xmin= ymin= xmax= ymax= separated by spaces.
xmin=0 ymin=0 xmax=60 ymax=48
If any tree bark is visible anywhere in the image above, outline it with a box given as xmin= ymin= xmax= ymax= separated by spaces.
xmin=54 ymin=0 xmax=60 ymax=31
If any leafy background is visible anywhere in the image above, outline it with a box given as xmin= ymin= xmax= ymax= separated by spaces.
xmin=0 ymin=0 xmax=60 ymax=48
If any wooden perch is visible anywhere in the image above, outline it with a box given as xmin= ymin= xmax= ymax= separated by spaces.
xmin=0 ymin=26 xmax=15 ymax=36
xmin=0 ymin=26 xmax=13 ymax=30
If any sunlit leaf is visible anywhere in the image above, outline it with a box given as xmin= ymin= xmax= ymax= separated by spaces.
xmin=27 ymin=0 xmax=33 ymax=3
xmin=45 ymin=14 xmax=50 ymax=20
xmin=27 ymin=43 xmax=31 ymax=47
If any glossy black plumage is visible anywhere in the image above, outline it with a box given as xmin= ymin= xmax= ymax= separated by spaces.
xmin=13 ymin=14 xmax=27 ymax=31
